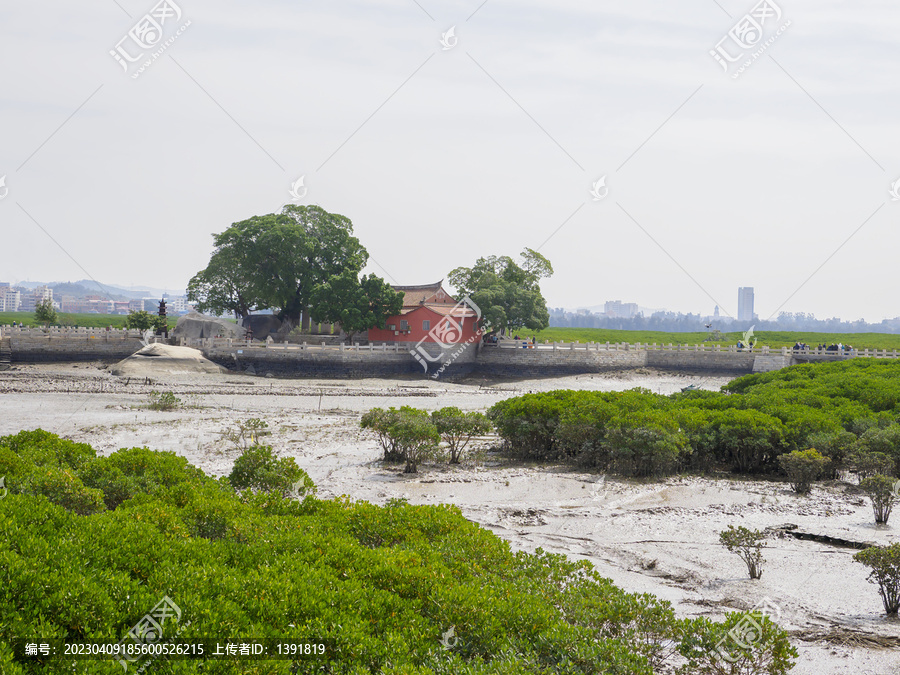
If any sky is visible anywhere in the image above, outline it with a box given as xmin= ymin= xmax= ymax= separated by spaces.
xmin=1 ymin=0 xmax=898 ymax=322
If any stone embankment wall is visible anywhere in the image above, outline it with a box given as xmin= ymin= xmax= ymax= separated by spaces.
xmin=8 ymin=334 xmax=145 ymax=362
xmin=476 ymin=346 xmax=770 ymax=377
xmin=3 ymin=326 xmax=862 ymax=378
xmin=476 ymin=346 xmax=646 ymax=377
xmin=201 ymin=341 xmax=480 ymax=379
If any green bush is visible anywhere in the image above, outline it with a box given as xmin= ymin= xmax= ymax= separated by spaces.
xmin=431 ymin=407 xmax=492 ymax=464
xmin=605 ymin=412 xmax=687 ymax=477
xmin=719 ymin=525 xmax=766 ymax=580
xmin=80 ymin=447 xmax=206 ymax=509
xmin=777 ymin=448 xmax=829 ymax=494
xmin=361 ymin=407 xmax=404 ymax=462
xmin=386 ymin=407 xmax=440 ymax=474
xmin=852 ymin=451 xmax=895 ymax=481
xmin=488 ymin=391 xmax=582 ymax=460
xmin=856 ymin=424 xmax=900 ymax=476
xmin=26 ymin=466 xmax=106 ymax=515
xmin=556 ymin=396 xmax=618 ymax=468
xmin=854 ymin=543 xmax=900 ymax=615
xmin=1 ymin=429 xmax=96 ymax=471
xmin=859 ymin=474 xmax=898 ymax=524
xmin=712 ymin=409 xmax=786 ymax=473
xmin=228 ymin=445 xmax=309 ymax=496
xmin=482 ymin=361 xmax=900 ymax=484
xmin=678 ymin=611 xmax=797 ymax=674
xmin=146 ymin=390 xmax=181 ymax=411
xmin=222 ymin=417 xmax=270 ymax=451
xmin=806 ymin=430 xmax=858 ymax=478
xmin=0 ymin=430 xmax=800 ymax=674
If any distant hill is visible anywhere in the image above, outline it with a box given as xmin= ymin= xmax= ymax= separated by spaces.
xmin=14 ymin=280 xmax=183 ymax=300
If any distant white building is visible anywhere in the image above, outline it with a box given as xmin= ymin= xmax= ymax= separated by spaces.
xmin=167 ymin=296 xmax=193 ymax=313
xmin=1 ymin=289 xmax=21 ymax=312
xmin=604 ymin=300 xmax=640 ymax=319
xmin=19 ymin=285 xmax=53 ymax=313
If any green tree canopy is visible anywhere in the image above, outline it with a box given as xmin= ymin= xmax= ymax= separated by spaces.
xmin=187 ymin=205 xmax=369 ymax=325
xmin=186 ymin=244 xmax=257 ymax=319
xmin=124 ymin=310 xmax=158 ymax=331
xmin=309 ymin=271 xmax=403 ymax=342
xmin=448 ymin=248 xmax=553 ymax=334
xmin=34 ymin=299 xmax=57 ymax=327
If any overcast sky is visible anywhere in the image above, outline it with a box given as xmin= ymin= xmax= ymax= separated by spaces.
xmin=1 ymin=0 xmax=898 ymax=321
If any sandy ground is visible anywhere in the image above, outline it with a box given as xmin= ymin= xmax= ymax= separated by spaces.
xmin=1 ymin=362 xmax=897 ymax=674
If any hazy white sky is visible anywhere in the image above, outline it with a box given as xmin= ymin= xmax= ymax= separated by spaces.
xmin=1 ymin=0 xmax=898 ymax=321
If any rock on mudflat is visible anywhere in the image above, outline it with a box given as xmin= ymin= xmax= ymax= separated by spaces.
xmin=110 ymin=343 xmax=227 ymax=377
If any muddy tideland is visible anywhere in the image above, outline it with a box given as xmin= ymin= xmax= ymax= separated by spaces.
xmin=1 ymin=363 xmax=897 ymax=674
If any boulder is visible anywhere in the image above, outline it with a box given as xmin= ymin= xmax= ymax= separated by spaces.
xmin=110 ymin=343 xmax=228 ymax=376
xmin=173 ymin=311 xmax=243 ymax=340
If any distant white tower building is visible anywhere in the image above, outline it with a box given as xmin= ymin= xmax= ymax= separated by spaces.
xmin=737 ymin=287 xmax=755 ymax=322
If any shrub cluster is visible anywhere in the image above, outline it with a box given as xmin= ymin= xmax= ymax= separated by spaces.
xmin=488 ymin=360 xmax=900 ymax=480
xmin=361 ymin=406 xmax=492 ymax=473
xmin=0 ymin=429 xmax=799 ymax=673
xmin=228 ymin=445 xmax=312 ymax=497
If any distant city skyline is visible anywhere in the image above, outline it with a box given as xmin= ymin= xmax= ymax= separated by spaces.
xmin=2 ymin=276 xmax=895 ymax=325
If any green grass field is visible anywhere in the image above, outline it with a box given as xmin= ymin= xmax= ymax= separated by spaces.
xmin=0 ymin=312 xmax=176 ymax=329
xmin=532 ymin=327 xmax=900 ymax=350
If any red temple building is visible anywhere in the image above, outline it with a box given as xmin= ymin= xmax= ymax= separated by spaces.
xmin=367 ymin=281 xmax=482 ymax=344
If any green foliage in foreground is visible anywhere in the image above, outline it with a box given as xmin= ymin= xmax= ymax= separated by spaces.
xmin=228 ymin=445 xmax=312 ymax=497
xmin=489 ymin=359 xmax=900 ymax=479
xmin=0 ymin=430 xmax=798 ymax=674
xmin=533 ymin=327 xmax=900 ymax=351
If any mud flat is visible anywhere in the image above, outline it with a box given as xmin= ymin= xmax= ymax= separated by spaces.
xmin=1 ymin=363 xmax=897 ymax=674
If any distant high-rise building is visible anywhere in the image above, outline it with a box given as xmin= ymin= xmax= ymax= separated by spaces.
xmin=604 ymin=300 xmax=640 ymax=319
xmin=737 ymin=287 xmax=754 ymax=322
xmin=714 ymin=305 xmax=720 ymax=318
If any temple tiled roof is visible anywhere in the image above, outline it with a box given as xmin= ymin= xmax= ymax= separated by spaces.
xmin=392 ymin=281 xmax=455 ymax=307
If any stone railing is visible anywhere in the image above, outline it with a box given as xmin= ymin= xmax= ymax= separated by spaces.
xmin=179 ymin=337 xmax=407 ymax=352
xmin=0 ymin=325 xmax=147 ymax=339
xmin=482 ymin=340 xmax=900 ymax=358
